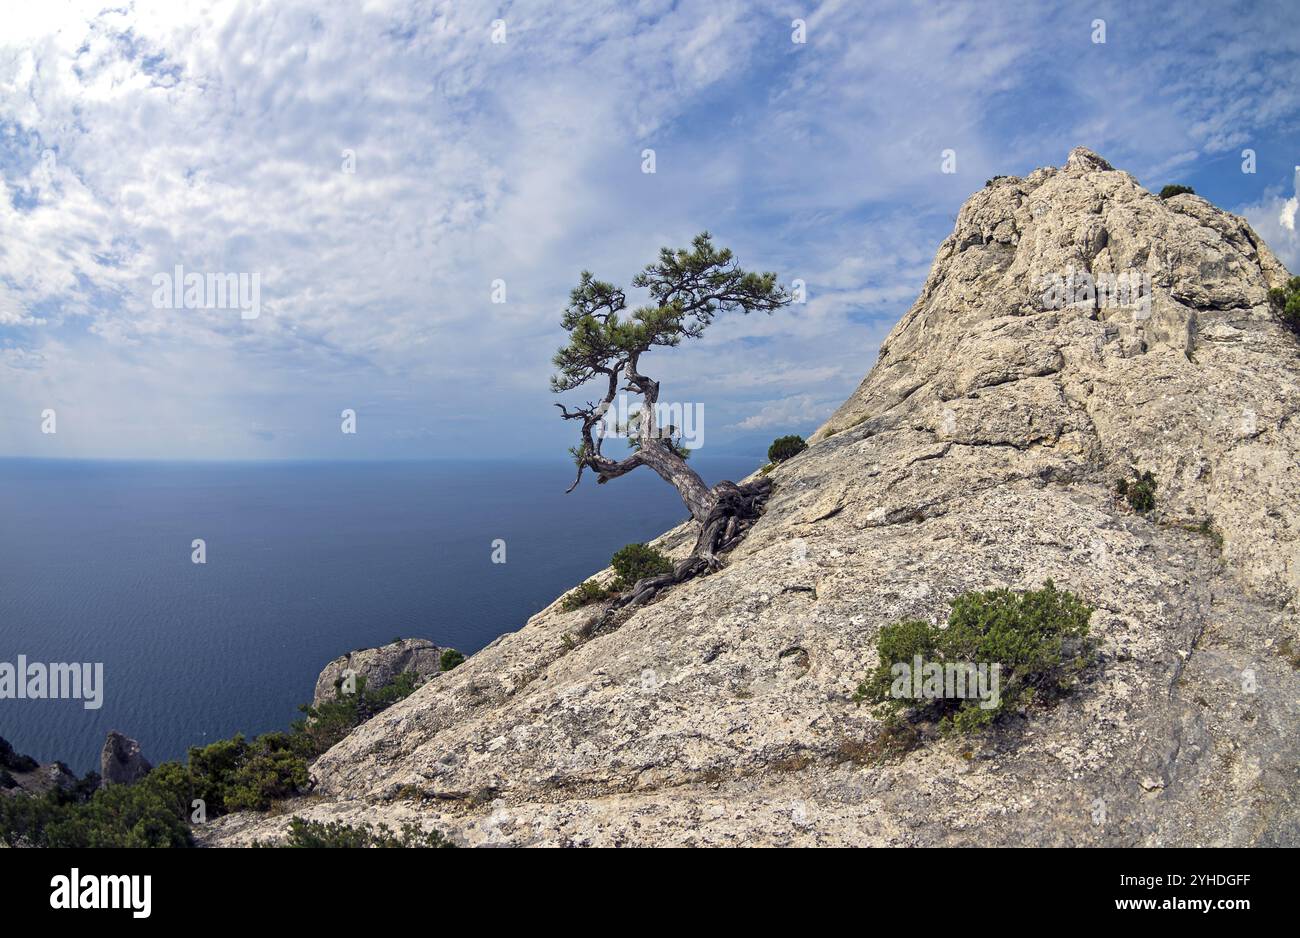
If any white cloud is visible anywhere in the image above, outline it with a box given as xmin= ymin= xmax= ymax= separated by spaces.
xmin=0 ymin=286 xmax=44 ymax=326
xmin=1240 ymin=166 xmax=1300 ymax=274
xmin=1 ymin=1 xmax=1298 ymax=459
xmin=1281 ymin=170 xmax=1299 ymax=233
xmin=0 ymin=345 xmax=45 ymax=371
xmin=734 ymin=394 xmax=839 ymax=431
xmin=0 ymin=0 xmax=775 ymax=457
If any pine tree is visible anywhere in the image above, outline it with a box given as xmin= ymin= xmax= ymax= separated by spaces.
xmin=551 ymin=232 xmax=790 ymax=602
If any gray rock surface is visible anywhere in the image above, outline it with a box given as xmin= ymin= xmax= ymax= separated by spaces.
xmin=312 ymin=638 xmax=449 ymax=708
xmin=100 ymin=731 xmax=151 ymax=786
xmin=203 ymin=149 xmax=1299 ymax=847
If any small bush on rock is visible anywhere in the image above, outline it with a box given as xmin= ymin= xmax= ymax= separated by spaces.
xmin=439 ymin=649 xmax=465 ymax=671
xmin=611 ymin=542 xmax=674 ymax=588
xmin=1159 ymin=184 xmax=1195 ymax=199
xmin=854 ymin=581 xmax=1096 ymax=735
xmin=1116 ymin=469 xmax=1157 ymax=514
xmin=767 ymin=434 xmax=808 ymax=463
xmin=560 ymin=579 xmax=617 ymax=611
xmin=296 ymin=695 xmax=361 ymax=754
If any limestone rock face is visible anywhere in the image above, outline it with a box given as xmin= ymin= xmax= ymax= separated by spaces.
xmin=100 ymin=731 xmax=152 ymax=786
xmin=312 ymin=638 xmax=449 ymax=708
xmin=204 ymin=149 xmax=1299 ymax=848
xmin=816 ymin=146 xmax=1297 ymax=602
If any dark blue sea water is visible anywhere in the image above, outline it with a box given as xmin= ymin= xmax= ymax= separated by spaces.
xmin=0 ymin=457 xmax=756 ymax=773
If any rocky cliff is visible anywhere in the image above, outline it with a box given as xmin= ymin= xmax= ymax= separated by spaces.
xmin=204 ymin=149 xmax=1299 ymax=847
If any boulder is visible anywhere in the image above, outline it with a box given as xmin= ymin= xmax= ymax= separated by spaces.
xmin=100 ymin=731 xmax=152 ymax=786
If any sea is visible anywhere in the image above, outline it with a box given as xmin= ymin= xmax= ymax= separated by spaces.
xmin=0 ymin=456 xmax=756 ymax=772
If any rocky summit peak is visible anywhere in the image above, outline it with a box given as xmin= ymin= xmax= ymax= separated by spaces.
xmin=203 ymin=152 xmax=1299 ymax=848
xmin=1064 ymin=146 xmax=1114 ymax=173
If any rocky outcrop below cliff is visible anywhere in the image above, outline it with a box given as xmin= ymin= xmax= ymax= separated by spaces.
xmin=312 ymin=638 xmax=451 ymax=708
xmin=202 ymin=149 xmax=1299 ymax=847
xmin=100 ymin=731 xmax=152 ymax=787
xmin=0 ymin=736 xmax=76 ymax=797
xmin=2 ymin=731 xmax=154 ymax=795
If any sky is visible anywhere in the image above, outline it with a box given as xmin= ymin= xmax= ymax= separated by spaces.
xmin=0 ymin=0 xmax=1297 ymax=461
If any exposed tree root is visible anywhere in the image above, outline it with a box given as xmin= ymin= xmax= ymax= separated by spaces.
xmin=585 ymin=477 xmax=774 ymax=636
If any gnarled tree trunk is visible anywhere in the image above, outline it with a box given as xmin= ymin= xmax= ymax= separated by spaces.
xmin=634 ymin=439 xmax=716 ymax=522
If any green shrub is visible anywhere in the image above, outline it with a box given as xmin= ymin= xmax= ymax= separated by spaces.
xmin=184 ymin=670 xmax=422 ymax=817
xmin=0 ymin=787 xmax=56 ymax=845
xmin=0 ymin=663 xmax=431 ymax=847
xmin=143 ymin=761 xmax=194 ymax=819
xmin=854 ymin=581 xmax=1096 ymax=735
xmin=1 ymin=765 xmax=193 ymax=848
xmin=42 ymin=777 xmax=193 ymax=848
xmin=611 ymin=542 xmax=673 ymax=588
xmin=767 ymin=434 xmax=808 ymax=463
xmin=183 ymin=732 xmax=312 ymax=816
xmin=1159 ymin=184 xmax=1195 ymax=199
xmin=294 ymin=696 xmax=358 ymax=755
xmin=1116 ymin=469 xmax=1157 ymax=514
xmin=1267 ymin=275 xmax=1300 ymax=331
xmin=223 ymin=733 xmax=312 ymax=813
xmin=295 ymin=671 xmax=422 ymax=754
xmin=560 ymin=579 xmax=617 ymax=611
xmin=370 ymin=669 xmax=419 ymax=705
xmin=187 ymin=734 xmax=250 ymax=816
xmin=190 ymin=673 xmax=422 ymax=816
xmin=264 ymin=816 xmax=454 ymax=848
xmin=439 ymin=648 xmax=465 ymax=671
